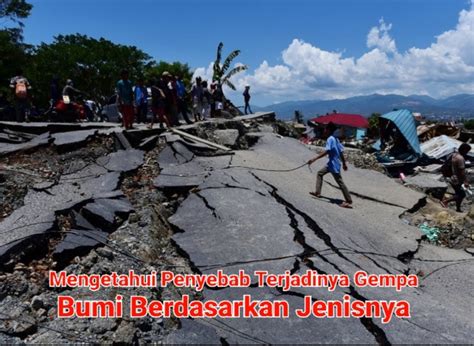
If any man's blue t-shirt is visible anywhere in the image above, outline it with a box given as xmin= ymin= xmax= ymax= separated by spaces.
xmin=116 ymin=79 xmax=133 ymax=105
xmin=325 ymin=135 xmax=344 ymax=173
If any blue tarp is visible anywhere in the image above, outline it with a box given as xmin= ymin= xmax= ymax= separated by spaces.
xmin=380 ymin=109 xmax=422 ymax=157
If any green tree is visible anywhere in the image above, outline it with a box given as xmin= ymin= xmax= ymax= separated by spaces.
xmin=212 ymin=42 xmax=247 ymax=90
xmin=0 ymin=0 xmax=33 ymax=96
xmin=367 ymin=112 xmax=381 ymax=138
xmin=464 ymin=119 xmax=474 ymax=130
xmin=0 ymin=0 xmax=33 ymax=28
xmin=144 ymin=61 xmax=193 ymax=85
xmin=0 ymin=29 xmax=31 ymax=95
xmin=27 ymin=34 xmax=153 ymax=106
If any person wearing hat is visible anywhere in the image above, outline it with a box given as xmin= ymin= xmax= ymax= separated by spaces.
xmin=116 ymin=69 xmax=135 ymax=129
xmin=243 ymin=84 xmax=252 ymax=115
xmin=307 ymin=122 xmax=353 ymax=208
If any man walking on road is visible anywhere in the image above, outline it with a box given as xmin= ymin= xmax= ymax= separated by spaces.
xmin=307 ymin=122 xmax=353 ymax=208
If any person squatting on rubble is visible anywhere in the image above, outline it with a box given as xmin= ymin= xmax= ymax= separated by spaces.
xmin=134 ymin=78 xmax=149 ymax=124
xmin=148 ymin=78 xmax=170 ymax=129
xmin=440 ymin=143 xmax=472 ymax=212
xmin=307 ymin=122 xmax=353 ymax=209
xmin=116 ymin=69 xmax=135 ymax=130
xmin=243 ymin=84 xmax=252 ymax=115
xmin=10 ymin=69 xmax=32 ymax=122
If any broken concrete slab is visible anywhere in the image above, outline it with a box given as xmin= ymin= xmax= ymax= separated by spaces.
xmin=212 ymin=129 xmax=240 ymax=148
xmin=0 ymin=120 xmax=117 ymax=135
xmin=154 ymin=163 xmax=207 ymax=193
xmin=404 ymin=173 xmax=447 ymax=198
xmin=0 ymin=132 xmax=25 ymax=144
xmin=32 ymin=180 xmax=56 ymax=191
xmin=52 ymin=229 xmax=108 ymax=263
xmin=81 ymin=198 xmax=133 ymax=231
xmin=0 ymin=143 xmax=142 ymax=263
xmin=96 ymin=149 xmax=144 ymax=172
xmin=233 ymin=111 xmax=276 ymax=122
xmin=171 ymin=128 xmax=232 ymax=152
xmin=169 ymin=188 xmax=301 ymax=278
xmin=72 ymin=210 xmax=96 ymax=230
xmin=0 ymin=132 xmax=51 ymax=157
xmin=177 ymin=138 xmax=218 ymax=152
xmin=157 ymin=142 xmax=195 ymax=166
xmin=52 ymin=129 xmax=97 ymax=150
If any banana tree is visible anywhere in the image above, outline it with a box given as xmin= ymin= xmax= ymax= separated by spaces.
xmin=212 ymin=42 xmax=247 ymax=90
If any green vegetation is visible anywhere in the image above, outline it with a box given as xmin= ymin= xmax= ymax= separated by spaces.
xmin=0 ymin=1 xmax=204 ymax=108
xmin=464 ymin=119 xmax=474 ymax=130
xmin=28 ymin=34 xmax=153 ymax=104
xmin=144 ymin=61 xmax=193 ymax=86
xmin=212 ymin=42 xmax=248 ymax=90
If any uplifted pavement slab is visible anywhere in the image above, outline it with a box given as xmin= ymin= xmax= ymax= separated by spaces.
xmin=96 ymin=149 xmax=144 ymax=172
xmin=0 ymin=146 xmax=142 ymax=262
xmin=82 ymin=197 xmax=133 ymax=231
xmin=404 ymin=173 xmax=447 ymax=198
xmin=0 ymin=132 xmax=51 ymax=157
xmin=52 ymin=129 xmax=97 ymax=150
xmin=157 ymin=142 xmax=195 ymax=166
xmin=53 ymin=229 xmax=108 ymax=262
xmin=0 ymin=121 xmax=118 ymax=135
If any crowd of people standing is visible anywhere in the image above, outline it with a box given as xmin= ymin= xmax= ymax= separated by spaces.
xmin=5 ymin=68 xmax=253 ymax=128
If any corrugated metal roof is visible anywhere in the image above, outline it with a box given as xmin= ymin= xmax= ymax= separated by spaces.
xmin=420 ymin=135 xmax=473 ymax=159
xmin=381 ymin=109 xmax=422 ymax=156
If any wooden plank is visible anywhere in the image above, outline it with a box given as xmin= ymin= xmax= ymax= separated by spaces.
xmin=170 ymin=128 xmax=232 ymax=151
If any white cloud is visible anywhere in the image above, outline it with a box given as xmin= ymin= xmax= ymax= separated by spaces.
xmin=194 ymin=2 xmax=474 ymax=104
xmin=367 ymin=18 xmax=397 ymax=53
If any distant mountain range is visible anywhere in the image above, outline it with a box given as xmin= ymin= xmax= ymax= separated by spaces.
xmin=253 ymin=93 xmax=474 ymax=121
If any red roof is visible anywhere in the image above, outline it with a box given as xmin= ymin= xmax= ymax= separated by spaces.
xmin=309 ymin=113 xmax=369 ymax=129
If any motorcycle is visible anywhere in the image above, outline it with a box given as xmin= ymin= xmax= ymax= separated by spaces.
xmin=49 ymin=95 xmax=87 ymax=123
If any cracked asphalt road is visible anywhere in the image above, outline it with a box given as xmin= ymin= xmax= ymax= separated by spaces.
xmin=163 ymin=132 xmax=474 ymax=344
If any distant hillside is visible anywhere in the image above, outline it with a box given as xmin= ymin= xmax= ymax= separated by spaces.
xmin=254 ymin=94 xmax=474 ymax=120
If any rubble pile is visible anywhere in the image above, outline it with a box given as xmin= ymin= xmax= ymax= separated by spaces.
xmin=0 ymin=121 xmax=203 ymax=343
xmin=308 ymin=145 xmax=385 ymax=172
xmin=402 ymin=199 xmax=473 ymax=249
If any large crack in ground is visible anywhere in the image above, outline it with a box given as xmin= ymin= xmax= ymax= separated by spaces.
xmin=250 ymin=171 xmax=392 ymax=345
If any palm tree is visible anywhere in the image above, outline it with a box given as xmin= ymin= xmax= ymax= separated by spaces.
xmin=212 ymin=42 xmax=248 ymax=90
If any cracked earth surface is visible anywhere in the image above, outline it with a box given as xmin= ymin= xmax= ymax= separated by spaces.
xmin=164 ymin=132 xmax=473 ymax=344
xmin=1 ymin=119 xmax=473 ymax=344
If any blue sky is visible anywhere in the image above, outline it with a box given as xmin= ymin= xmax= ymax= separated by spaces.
xmin=23 ymin=0 xmax=474 ymax=106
